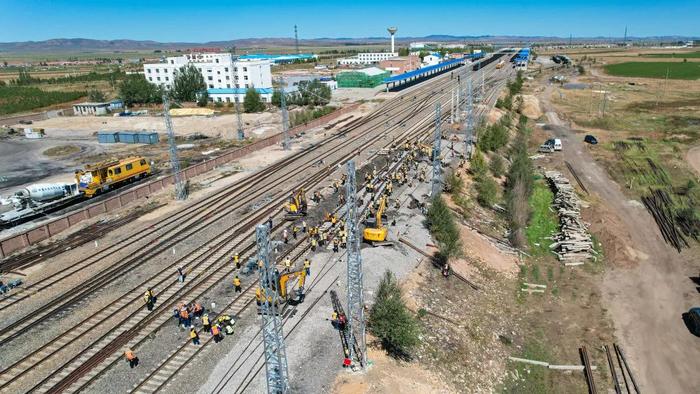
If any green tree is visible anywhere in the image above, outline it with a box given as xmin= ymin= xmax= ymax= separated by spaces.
xmin=271 ymin=89 xmax=283 ymax=107
xmin=118 ymin=74 xmax=162 ymax=105
xmin=398 ymin=47 xmax=410 ymax=56
xmin=470 ymin=149 xmax=488 ymax=178
xmin=368 ymin=270 xmax=420 ymax=359
xmin=505 ymin=119 xmax=534 ymax=247
xmin=196 ymin=90 xmax=209 ymax=107
xmin=171 ymin=64 xmax=206 ymax=102
xmin=476 ymin=176 xmax=498 ymax=207
xmin=287 ymin=80 xmax=330 ymax=106
xmin=490 ymin=154 xmax=505 ymax=177
xmin=88 ymin=89 xmax=105 ymax=102
xmin=243 ymin=88 xmax=266 ymax=113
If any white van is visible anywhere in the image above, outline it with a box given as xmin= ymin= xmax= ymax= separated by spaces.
xmin=553 ymin=138 xmax=562 ymax=151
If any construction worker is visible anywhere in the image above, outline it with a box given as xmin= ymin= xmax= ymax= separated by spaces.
xmin=256 ymin=288 xmax=263 ymax=306
xmin=302 ymin=220 xmax=307 ymax=234
xmin=190 ymin=328 xmax=200 ymax=345
xmin=283 ymin=228 xmax=289 ymax=244
xmin=341 ymin=233 xmax=347 ymax=248
xmin=331 ymin=215 xmax=337 ymax=226
xmin=442 ymin=262 xmax=450 ymax=278
xmin=144 ymin=288 xmax=155 ymax=311
xmin=284 ymin=257 xmax=292 ymax=271
xmin=211 ymin=324 xmax=222 ymax=343
xmin=333 ymin=237 xmax=339 ymax=253
xmin=193 ymin=302 xmax=203 ymax=318
xmin=202 ymin=313 xmax=211 ymax=332
xmin=292 ymin=225 xmax=299 ymax=239
xmin=304 ymin=258 xmax=311 ymax=276
xmin=386 ymin=181 xmax=393 ymax=195
xmin=331 ymin=311 xmax=339 ymax=329
xmin=177 ymin=267 xmax=185 ymax=282
xmin=267 ymin=216 xmax=273 ymax=230
xmin=180 ymin=307 xmax=191 ymax=328
xmin=310 ymin=237 xmax=317 ymax=252
xmin=233 ymin=275 xmax=242 ymax=293
xmin=124 ymin=349 xmax=139 ymax=368
xmin=233 ymin=253 xmax=240 ymax=270
xmin=257 ymin=259 xmax=263 ymax=270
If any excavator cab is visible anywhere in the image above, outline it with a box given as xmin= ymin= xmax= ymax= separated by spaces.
xmin=285 ymin=188 xmax=308 ymax=220
xmin=256 ymin=268 xmax=307 ymax=314
xmin=363 ymin=196 xmax=390 ymax=244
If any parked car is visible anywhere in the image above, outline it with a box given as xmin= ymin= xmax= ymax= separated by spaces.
xmin=538 ymin=143 xmax=554 ymax=153
xmin=545 ymin=138 xmax=563 ymax=151
xmin=18 ymin=120 xmax=33 ymax=125
xmin=584 ymin=135 xmax=598 ymax=145
xmin=683 ymin=307 xmax=700 ymax=337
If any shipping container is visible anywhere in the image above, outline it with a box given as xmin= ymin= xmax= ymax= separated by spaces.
xmin=136 ymin=132 xmax=159 ymax=144
xmin=97 ymin=131 xmax=119 ymax=143
xmin=117 ymin=131 xmax=139 ymax=144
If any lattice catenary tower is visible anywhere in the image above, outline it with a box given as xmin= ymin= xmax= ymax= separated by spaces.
xmin=431 ymin=103 xmax=442 ymax=198
xmin=162 ymin=95 xmax=187 ymax=200
xmin=345 ymin=160 xmax=366 ymax=368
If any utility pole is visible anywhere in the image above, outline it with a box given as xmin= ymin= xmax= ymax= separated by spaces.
xmin=294 ymin=25 xmax=300 ymax=55
xmin=345 ymin=159 xmax=366 ymax=368
xmin=465 ymin=80 xmax=474 ymax=159
xmin=256 ymin=224 xmax=290 ymax=394
xmin=162 ymin=95 xmax=187 ymax=200
xmin=280 ymin=79 xmax=290 ymax=150
xmin=235 ymin=98 xmax=245 ymax=140
xmin=450 ymin=88 xmax=455 ymax=124
xmin=431 ymin=103 xmax=442 ymax=198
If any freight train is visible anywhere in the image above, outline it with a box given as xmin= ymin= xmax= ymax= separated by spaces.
xmin=1 ymin=156 xmax=151 ymax=227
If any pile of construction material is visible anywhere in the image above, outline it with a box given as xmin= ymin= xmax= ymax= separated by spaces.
xmin=545 ymin=171 xmax=594 ymax=265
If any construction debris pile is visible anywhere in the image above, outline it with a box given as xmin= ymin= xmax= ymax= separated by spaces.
xmin=545 ymin=171 xmax=594 ymax=265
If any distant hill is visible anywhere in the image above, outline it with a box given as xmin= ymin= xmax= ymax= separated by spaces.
xmin=0 ymin=36 xmax=697 ymax=54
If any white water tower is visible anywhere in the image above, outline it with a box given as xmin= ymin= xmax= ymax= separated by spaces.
xmin=387 ymin=27 xmax=398 ymax=54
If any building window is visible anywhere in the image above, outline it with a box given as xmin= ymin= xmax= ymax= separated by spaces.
xmin=147 ymin=69 xmax=151 ymax=73
xmin=226 ymin=97 xmax=230 ymax=103
xmin=148 ymin=77 xmax=153 ymax=81
xmin=157 ymin=77 xmax=161 ymax=81
xmin=243 ymin=67 xmax=247 ymax=72
xmin=218 ymin=79 xmax=221 ymax=83
xmin=234 ymin=67 xmax=238 ymax=72
xmin=217 ymin=97 xmax=222 ymax=102
xmin=227 ymin=84 xmax=231 ymax=88
xmin=198 ymin=68 xmax=202 ymax=72
xmin=208 ymin=76 xmax=213 ymax=81
xmin=216 ymin=59 xmax=219 ymax=63
xmin=209 ymin=84 xmax=214 ymax=88
xmin=225 ymin=76 xmax=230 ymax=80
xmin=217 ymin=71 xmax=220 ymax=74
xmin=244 ymin=76 xmax=248 ymax=80
xmin=165 ymin=77 xmax=169 ymax=81
xmin=225 ymin=67 xmax=229 ymax=72
xmin=156 ymin=68 xmax=160 ymax=73
xmin=245 ymin=84 xmax=249 ymax=88
xmin=170 ymin=60 xmax=174 ymax=64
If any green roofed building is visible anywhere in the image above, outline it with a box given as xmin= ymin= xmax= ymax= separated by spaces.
xmin=336 ymin=67 xmax=390 ymax=88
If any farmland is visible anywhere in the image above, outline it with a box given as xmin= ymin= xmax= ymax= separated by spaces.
xmin=604 ymin=61 xmax=700 ymax=79
xmin=642 ymin=50 xmax=700 ymax=58
xmin=0 ymin=86 xmax=85 ymax=115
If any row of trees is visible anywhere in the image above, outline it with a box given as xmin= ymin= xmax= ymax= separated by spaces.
xmin=271 ymin=80 xmax=331 ymax=107
xmin=10 ymin=69 xmax=125 ymax=86
xmin=505 ymin=115 xmax=535 ymax=247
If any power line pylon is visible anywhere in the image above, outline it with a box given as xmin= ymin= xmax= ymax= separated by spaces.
xmin=431 ymin=103 xmax=442 ymax=198
xmin=465 ymin=80 xmax=474 ymax=159
xmin=235 ymin=98 xmax=245 ymax=140
xmin=256 ymin=224 xmax=290 ymax=394
xmin=345 ymin=160 xmax=366 ymax=368
xmin=162 ymin=95 xmax=187 ymax=200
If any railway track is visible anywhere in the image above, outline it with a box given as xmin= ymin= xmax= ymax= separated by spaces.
xmin=0 ymin=61 xmax=511 ymax=393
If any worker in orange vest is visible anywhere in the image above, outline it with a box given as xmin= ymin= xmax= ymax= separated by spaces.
xmin=193 ymin=302 xmax=203 ymax=318
xmin=124 ymin=349 xmax=139 ymax=368
xmin=211 ymin=324 xmax=222 ymax=343
xmin=180 ymin=308 xmax=191 ymax=328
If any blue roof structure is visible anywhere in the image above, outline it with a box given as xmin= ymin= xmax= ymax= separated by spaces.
xmin=238 ymin=53 xmax=316 ymax=63
xmin=383 ymin=56 xmax=474 ymax=84
xmin=208 ymin=88 xmax=273 ymax=95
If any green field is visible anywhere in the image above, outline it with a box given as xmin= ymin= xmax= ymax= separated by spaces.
xmin=604 ymin=61 xmax=700 ymax=80
xmin=0 ymin=86 xmax=85 ymax=115
xmin=642 ymin=51 xmax=700 ymax=59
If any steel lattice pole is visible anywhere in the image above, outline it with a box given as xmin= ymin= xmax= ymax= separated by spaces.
xmin=256 ymin=225 xmax=290 ymax=393
xmin=431 ymin=103 xmax=443 ymax=198
xmin=345 ymin=160 xmax=366 ymax=368
xmin=281 ymin=80 xmax=290 ymax=151
xmin=162 ymin=95 xmax=187 ymax=200
xmin=235 ymin=99 xmax=245 ymax=140
xmin=465 ymin=80 xmax=474 ymax=159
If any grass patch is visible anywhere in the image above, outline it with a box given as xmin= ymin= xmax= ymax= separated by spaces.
xmin=603 ymin=62 xmax=700 ymax=80
xmin=641 ymin=51 xmax=700 ymax=59
xmin=43 ymin=145 xmax=81 ymax=157
xmin=525 ymin=182 xmax=558 ymax=255
xmin=501 ymin=337 xmax=552 ymax=394
xmin=0 ymin=86 xmax=86 ymax=115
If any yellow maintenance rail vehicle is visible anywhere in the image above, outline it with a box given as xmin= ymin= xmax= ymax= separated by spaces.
xmin=285 ymin=188 xmax=308 ymax=220
xmin=256 ymin=268 xmax=307 ymax=314
xmin=75 ymin=156 xmax=151 ymax=197
xmin=363 ymin=195 xmax=391 ymax=245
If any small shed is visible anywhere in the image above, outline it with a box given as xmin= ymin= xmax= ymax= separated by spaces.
xmin=73 ymin=102 xmax=111 ymax=116
xmin=109 ymin=100 xmax=124 ymax=111
xmin=136 ymin=132 xmax=159 ymax=144
xmin=117 ymin=131 xmax=139 ymax=144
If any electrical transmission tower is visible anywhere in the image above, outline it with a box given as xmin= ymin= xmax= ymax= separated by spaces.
xmin=280 ymin=79 xmax=291 ymax=150
xmin=162 ymin=95 xmax=187 ymax=200
xmin=256 ymin=224 xmax=290 ymax=394
xmin=345 ymin=160 xmax=366 ymax=368
xmin=431 ymin=103 xmax=443 ymax=198
xmin=294 ymin=25 xmax=300 ymax=55
xmin=235 ymin=99 xmax=245 ymax=140
xmin=465 ymin=80 xmax=474 ymax=159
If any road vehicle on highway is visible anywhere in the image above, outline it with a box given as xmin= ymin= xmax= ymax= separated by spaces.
xmin=584 ymin=135 xmax=598 ymax=145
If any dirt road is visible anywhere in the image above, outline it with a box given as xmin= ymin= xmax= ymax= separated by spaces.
xmin=686 ymin=146 xmax=700 ymax=177
xmin=541 ymin=86 xmax=700 ymax=392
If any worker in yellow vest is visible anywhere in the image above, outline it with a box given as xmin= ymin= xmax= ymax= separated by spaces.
xmin=233 ymin=275 xmax=242 ymax=293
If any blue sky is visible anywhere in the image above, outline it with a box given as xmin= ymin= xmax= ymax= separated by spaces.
xmin=1 ymin=0 xmax=697 ymax=42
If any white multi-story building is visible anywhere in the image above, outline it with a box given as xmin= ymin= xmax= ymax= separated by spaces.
xmin=143 ymin=53 xmax=273 ymax=103
xmin=337 ymin=52 xmax=398 ymax=65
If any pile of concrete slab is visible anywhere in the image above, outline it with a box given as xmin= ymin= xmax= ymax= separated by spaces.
xmin=545 ymin=171 xmax=594 ymax=265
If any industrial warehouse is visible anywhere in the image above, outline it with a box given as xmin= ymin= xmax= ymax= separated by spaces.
xmin=1 ymin=3 xmax=699 ymax=394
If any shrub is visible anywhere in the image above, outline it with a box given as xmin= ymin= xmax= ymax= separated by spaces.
xmin=445 ymin=169 xmax=463 ymax=194
xmin=243 ymin=88 xmax=266 ymax=113
xmin=469 ymin=149 xmax=488 ymax=177
xmin=476 ymin=176 xmax=498 ymax=207
xmin=368 ymin=270 xmax=420 ymax=359
xmin=490 ymin=155 xmax=505 ymax=177
xmin=426 ymin=196 xmax=462 ymax=259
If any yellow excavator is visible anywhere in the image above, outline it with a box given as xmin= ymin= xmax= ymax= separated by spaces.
xmin=256 ymin=268 xmax=307 ymax=314
xmin=285 ymin=188 xmax=308 ymax=220
xmin=363 ymin=196 xmax=389 ymax=244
